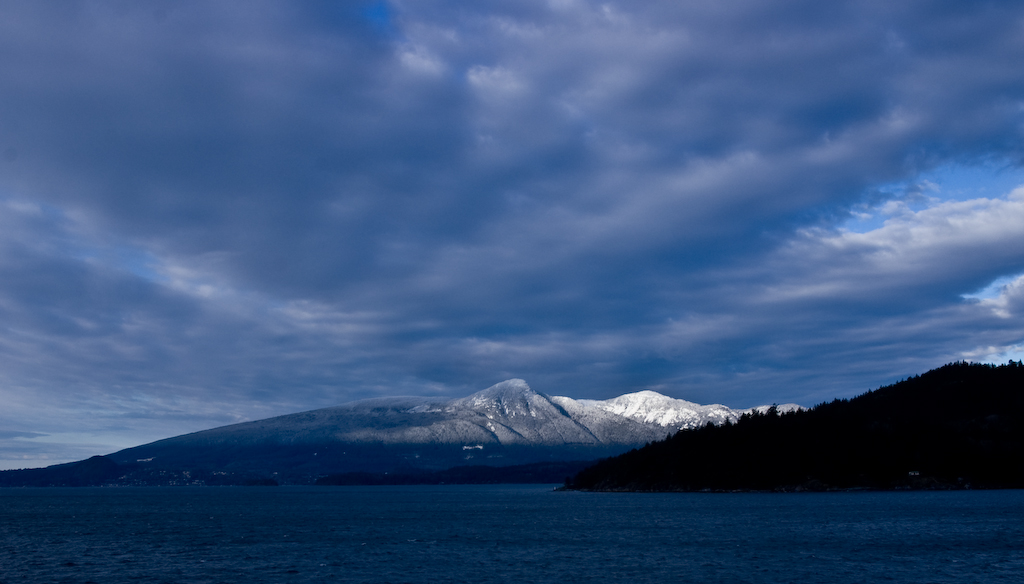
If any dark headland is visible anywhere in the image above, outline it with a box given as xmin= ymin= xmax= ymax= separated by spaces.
xmin=563 ymin=361 xmax=1024 ymax=492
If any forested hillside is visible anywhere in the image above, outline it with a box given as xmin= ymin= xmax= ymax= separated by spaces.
xmin=565 ymin=362 xmax=1024 ymax=491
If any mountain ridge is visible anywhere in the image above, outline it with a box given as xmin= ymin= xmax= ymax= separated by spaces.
xmin=114 ymin=379 xmax=799 ymax=450
xmin=1 ymin=380 xmax=798 ymax=485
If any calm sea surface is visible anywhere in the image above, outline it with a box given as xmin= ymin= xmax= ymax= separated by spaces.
xmin=2 ymin=485 xmax=1022 ymax=583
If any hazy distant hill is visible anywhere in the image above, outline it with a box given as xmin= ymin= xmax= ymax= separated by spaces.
xmin=1 ymin=379 xmax=795 ymax=486
xmin=565 ymin=362 xmax=1024 ymax=492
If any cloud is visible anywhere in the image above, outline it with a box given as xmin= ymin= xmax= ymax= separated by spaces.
xmin=760 ymin=187 xmax=1024 ymax=307
xmin=1 ymin=0 xmax=1024 ymax=467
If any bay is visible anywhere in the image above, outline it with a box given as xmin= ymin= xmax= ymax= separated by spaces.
xmin=2 ymin=485 xmax=1023 ymax=583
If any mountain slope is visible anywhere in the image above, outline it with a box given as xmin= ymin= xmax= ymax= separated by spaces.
xmin=106 ymin=379 xmax=788 ymax=478
xmin=0 ymin=380 xmax=783 ymax=484
xmin=0 ymin=379 xmax=798 ymax=485
xmin=565 ymin=361 xmax=1024 ymax=491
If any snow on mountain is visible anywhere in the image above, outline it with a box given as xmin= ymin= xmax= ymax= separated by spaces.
xmin=445 ymin=379 xmax=601 ymax=445
xmin=556 ymin=390 xmax=737 ymax=430
xmin=108 ymin=379 xmax=804 ymax=476
xmin=125 ymin=379 xmax=798 ymax=452
xmin=748 ymin=403 xmax=804 ymax=415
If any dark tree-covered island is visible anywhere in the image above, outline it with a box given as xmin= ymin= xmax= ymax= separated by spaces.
xmin=564 ymin=361 xmax=1024 ymax=492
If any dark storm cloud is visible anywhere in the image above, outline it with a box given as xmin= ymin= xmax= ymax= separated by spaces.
xmin=1 ymin=0 xmax=1024 ymax=466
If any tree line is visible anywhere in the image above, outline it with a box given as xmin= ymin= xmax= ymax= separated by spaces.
xmin=564 ymin=361 xmax=1024 ymax=491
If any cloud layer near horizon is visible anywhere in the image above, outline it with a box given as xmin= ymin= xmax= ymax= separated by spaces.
xmin=2 ymin=0 xmax=1024 ymax=468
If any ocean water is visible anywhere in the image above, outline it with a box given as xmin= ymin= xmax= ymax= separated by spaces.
xmin=2 ymin=486 xmax=1023 ymax=583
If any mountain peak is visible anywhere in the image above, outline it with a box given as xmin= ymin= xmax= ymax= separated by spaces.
xmin=605 ymin=390 xmax=695 ymax=407
xmin=484 ymin=378 xmax=533 ymax=395
xmin=453 ymin=379 xmax=538 ymax=408
xmin=583 ymin=390 xmax=730 ymax=427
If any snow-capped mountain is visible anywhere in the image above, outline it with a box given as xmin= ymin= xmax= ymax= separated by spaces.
xmin=110 ymin=380 xmax=800 ymax=477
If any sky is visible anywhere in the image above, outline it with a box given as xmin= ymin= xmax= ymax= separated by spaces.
xmin=2 ymin=0 xmax=1024 ymax=469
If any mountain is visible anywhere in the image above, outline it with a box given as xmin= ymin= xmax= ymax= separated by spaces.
xmin=564 ymin=361 xmax=1024 ymax=492
xmin=0 ymin=379 xmax=797 ymax=485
